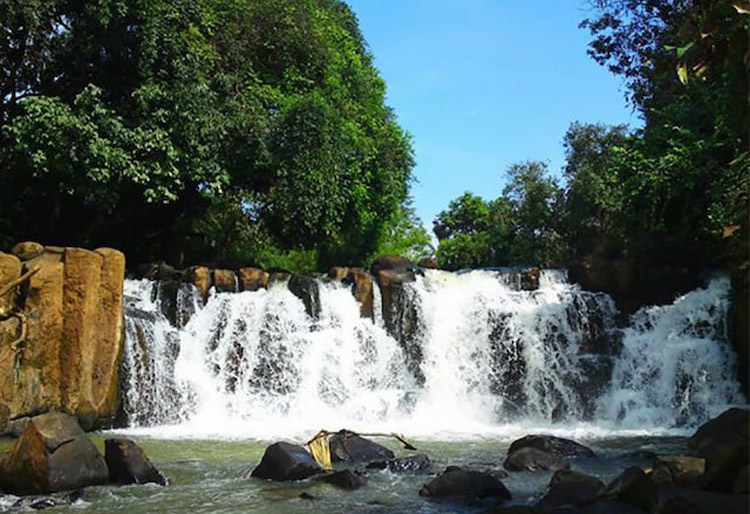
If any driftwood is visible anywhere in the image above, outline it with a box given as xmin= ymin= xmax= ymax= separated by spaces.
xmin=0 ymin=266 xmax=39 ymax=353
xmin=306 ymin=429 xmax=417 ymax=451
xmin=0 ymin=266 xmax=39 ymax=301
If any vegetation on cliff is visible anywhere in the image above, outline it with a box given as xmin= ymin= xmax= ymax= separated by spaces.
xmin=0 ymin=0 xmax=418 ymax=268
xmin=434 ymin=0 xmax=748 ymax=271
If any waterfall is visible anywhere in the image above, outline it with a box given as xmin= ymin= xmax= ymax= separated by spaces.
xmin=119 ymin=270 xmax=744 ymax=439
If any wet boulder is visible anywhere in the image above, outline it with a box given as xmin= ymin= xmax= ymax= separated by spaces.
xmin=370 ymin=254 xmax=415 ymax=275
xmin=419 ymin=466 xmax=511 ymax=505
xmin=104 ymin=438 xmax=168 ymax=486
xmin=0 ymin=412 xmax=108 ymax=495
xmin=417 ymin=257 xmax=438 ymax=269
xmin=537 ymin=469 xmax=604 ymax=509
xmin=599 ymin=466 xmax=658 ymax=513
xmin=9 ymin=490 xmax=86 ymax=511
xmin=366 ymin=454 xmax=432 ymax=473
xmin=650 ymin=456 xmax=705 ymax=489
xmin=288 ymin=275 xmax=321 ymax=319
xmin=687 ymin=408 xmax=749 ymax=492
xmin=212 ymin=269 xmax=237 ymax=293
xmin=503 ymin=447 xmax=570 ymax=472
xmin=329 ymin=430 xmax=394 ymax=463
xmin=184 ymin=266 xmax=211 ymax=300
xmin=238 ymin=267 xmax=269 ymax=292
xmin=656 ymin=489 xmax=750 ymax=514
xmin=251 ymin=442 xmax=322 ymax=481
xmin=508 ymin=435 xmax=597 ymax=459
xmin=320 ymin=469 xmax=365 ymax=490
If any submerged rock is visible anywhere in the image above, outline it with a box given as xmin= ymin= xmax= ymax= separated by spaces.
xmin=320 ymin=469 xmax=365 ymax=490
xmin=105 ymin=438 xmax=168 ymax=486
xmin=687 ymin=407 xmax=749 ymax=493
xmin=366 ymin=454 xmax=432 ymax=473
xmin=0 ymin=412 xmax=108 ymax=495
xmin=508 ymin=435 xmax=597 ymax=459
xmin=10 ymin=490 xmax=86 ymax=511
xmin=650 ymin=456 xmax=705 ymax=489
xmin=288 ymin=275 xmax=321 ymax=319
xmin=503 ymin=447 xmax=570 ymax=472
xmin=251 ymin=442 xmax=322 ymax=481
xmin=419 ymin=466 xmax=511 ymax=505
xmin=329 ymin=430 xmax=395 ymax=463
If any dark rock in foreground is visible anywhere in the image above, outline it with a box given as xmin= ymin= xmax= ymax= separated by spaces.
xmin=105 ymin=438 xmax=169 ymax=486
xmin=329 ymin=430 xmax=394 ymax=463
xmin=366 ymin=454 xmax=432 ymax=473
xmin=0 ymin=412 xmax=108 ymax=495
xmin=537 ymin=469 xmax=604 ymax=509
xmin=251 ymin=442 xmax=322 ymax=481
xmin=320 ymin=469 xmax=365 ymax=490
xmin=599 ymin=466 xmax=658 ymax=513
xmin=508 ymin=434 xmax=597 ymax=459
xmin=687 ymin=407 xmax=749 ymax=493
xmin=650 ymin=455 xmax=705 ymax=489
xmin=504 ymin=447 xmax=570 ymax=472
xmin=419 ymin=466 xmax=511 ymax=505
xmin=657 ymin=488 xmax=750 ymax=514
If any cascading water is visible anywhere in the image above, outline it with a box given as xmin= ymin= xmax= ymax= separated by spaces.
xmin=120 ymin=270 xmax=744 ymax=439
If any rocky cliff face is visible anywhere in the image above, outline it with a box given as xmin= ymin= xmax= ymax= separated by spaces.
xmin=0 ymin=243 xmax=125 ymax=430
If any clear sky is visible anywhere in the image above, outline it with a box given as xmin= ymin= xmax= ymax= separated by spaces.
xmin=345 ymin=0 xmax=640 ymax=228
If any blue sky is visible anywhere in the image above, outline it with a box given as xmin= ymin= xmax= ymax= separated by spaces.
xmin=345 ymin=0 xmax=640 ymax=228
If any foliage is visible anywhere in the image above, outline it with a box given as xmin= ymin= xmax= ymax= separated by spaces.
xmin=0 ymin=0 xmax=414 ymax=268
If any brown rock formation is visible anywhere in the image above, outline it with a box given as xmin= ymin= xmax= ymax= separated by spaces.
xmin=10 ymin=241 xmax=44 ymax=261
xmin=212 ymin=269 xmax=237 ymax=292
xmin=0 ymin=252 xmax=21 ymax=313
xmin=184 ymin=266 xmax=211 ymax=299
xmin=239 ymin=267 xmax=269 ymax=292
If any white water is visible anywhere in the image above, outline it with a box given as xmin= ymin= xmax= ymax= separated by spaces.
xmin=120 ymin=271 xmax=744 ymax=440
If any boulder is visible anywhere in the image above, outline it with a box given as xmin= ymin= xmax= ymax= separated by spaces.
xmin=184 ymin=266 xmax=211 ymax=299
xmin=657 ymin=489 xmax=750 ymax=514
xmin=328 ymin=267 xmax=350 ymax=281
xmin=268 ymin=271 xmax=291 ymax=287
xmin=370 ymin=255 xmax=414 ymax=275
xmin=503 ymin=447 xmax=570 ymax=472
xmin=238 ymin=267 xmax=269 ymax=292
xmin=688 ymin=408 xmax=749 ymax=492
xmin=734 ymin=465 xmax=748 ymax=494
xmin=508 ymin=435 xmax=597 ymax=459
xmin=417 ymin=257 xmax=438 ymax=269
xmin=650 ymin=456 xmax=705 ymax=489
xmin=537 ymin=469 xmax=604 ymax=509
xmin=329 ymin=430 xmax=394 ymax=463
xmin=348 ymin=268 xmax=374 ymax=319
xmin=320 ymin=469 xmax=365 ymax=490
xmin=520 ymin=267 xmax=540 ymax=291
xmin=104 ymin=438 xmax=168 ymax=486
xmin=0 ymin=412 xmax=108 ymax=494
xmin=419 ymin=466 xmax=511 ymax=505
xmin=10 ymin=490 xmax=85 ymax=511
xmin=0 ymin=252 xmax=21 ymax=313
xmin=288 ymin=275 xmax=321 ymax=319
xmin=251 ymin=442 xmax=322 ymax=481
xmin=366 ymin=454 xmax=432 ymax=473
xmin=10 ymin=242 xmax=44 ymax=261
xmin=599 ymin=466 xmax=658 ymax=513
xmin=212 ymin=269 xmax=237 ymax=293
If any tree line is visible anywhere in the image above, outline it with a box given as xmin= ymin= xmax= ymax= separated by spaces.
xmin=434 ymin=0 xmax=748 ymax=272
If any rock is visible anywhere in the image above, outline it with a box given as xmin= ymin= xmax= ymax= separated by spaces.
xmin=0 ymin=403 xmax=7 ymax=434
xmin=5 ymin=416 xmax=30 ymax=437
xmin=328 ymin=430 xmax=394 ymax=463
xmin=417 ymin=257 xmax=438 ymax=269
xmin=508 ymin=435 xmax=597 ymax=459
xmin=376 ymin=268 xmax=416 ymax=336
xmin=10 ymin=490 xmax=85 ymax=511
xmin=599 ymin=466 xmax=658 ymax=513
xmin=104 ymin=438 xmax=168 ymax=486
xmin=657 ymin=489 xmax=750 ymax=514
xmin=268 ymin=271 xmax=291 ymax=287
xmin=320 ymin=469 xmax=365 ymax=490
xmin=734 ymin=465 xmax=748 ymax=493
xmin=503 ymin=447 xmax=570 ymax=472
xmin=251 ymin=442 xmax=322 ymax=481
xmin=419 ymin=466 xmax=511 ymax=505
xmin=328 ymin=267 xmax=350 ymax=281
xmin=0 ymin=252 xmax=21 ymax=313
xmin=537 ymin=469 xmax=604 ymax=509
xmin=184 ymin=266 xmax=211 ymax=299
xmin=521 ymin=267 xmax=540 ymax=291
xmin=348 ymin=268 xmax=374 ymax=319
xmin=10 ymin=242 xmax=44 ymax=261
xmin=212 ymin=269 xmax=237 ymax=293
xmin=585 ymin=499 xmax=646 ymax=513
xmin=370 ymin=255 xmax=415 ymax=275
xmin=288 ymin=275 xmax=320 ymax=319
xmin=0 ymin=412 xmax=108 ymax=494
xmin=650 ymin=456 xmax=705 ymax=489
xmin=366 ymin=454 xmax=432 ymax=473
xmin=238 ymin=267 xmax=269 ymax=292
xmin=688 ymin=408 xmax=749 ymax=492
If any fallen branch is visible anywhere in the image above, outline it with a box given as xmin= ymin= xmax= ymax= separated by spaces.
xmin=306 ymin=429 xmax=417 ymax=451
xmin=0 ymin=266 xmax=40 ymax=299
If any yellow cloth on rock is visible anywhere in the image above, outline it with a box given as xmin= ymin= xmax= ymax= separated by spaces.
xmin=308 ymin=432 xmax=332 ymax=470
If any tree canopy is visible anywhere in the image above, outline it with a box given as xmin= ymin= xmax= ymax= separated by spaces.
xmin=0 ymin=0 xmax=415 ymax=269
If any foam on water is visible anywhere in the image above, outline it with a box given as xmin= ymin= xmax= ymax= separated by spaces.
xmin=119 ymin=270 xmax=744 ymax=440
